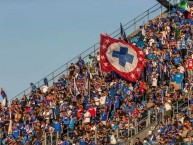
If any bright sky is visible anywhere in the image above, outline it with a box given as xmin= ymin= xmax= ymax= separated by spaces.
xmin=0 ymin=0 xmax=159 ymax=99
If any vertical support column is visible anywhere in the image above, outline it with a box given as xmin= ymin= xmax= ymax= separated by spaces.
xmin=56 ymin=132 xmax=59 ymax=145
xmin=94 ymin=44 xmax=96 ymax=56
xmin=52 ymin=72 xmax=54 ymax=84
xmin=146 ymin=119 xmax=148 ymax=127
xmin=128 ymin=128 xmax=130 ymax=138
xmin=128 ymin=118 xmax=130 ymax=137
xmin=50 ymin=132 xmax=53 ymax=145
xmin=67 ymin=127 xmax=69 ymax=138
xmin=66 ymin=63 xmax=69 ymax=75
xmin=133 ymin=19 xmax=136 ymax=31
xmin=136 ymin=124 xmax=138 ymax=135
xmin=148 ymin=110 xmax=151 ymax=125
xmin=177 ymin=101 xmax=179 ymax=118
xmin=134 ymin=119 xmax=137 ymax=134
xmin=95 ymin=128 xmax=97 ymax=144
xmin=172 ymin=107 xmax=175 ymax=123
xmin=160 ymin=5 xmax=163 ymax=17
xmin=127 ymin=140 xmax=131 ymax=145
xmin=147 ymin=9 xmax=150 ymax=21
xmin=188 ymin=94 xmax=190 ymax=116
xmin=117 ymin=129 xmax=119 ymax=139
xmin=162 ymin=109 xmax=165 ymax=124
xmin=155 ymin=110 xmax=158 ymax=121
xmin=44 ymin=133 xmax=47 ymax=145
xmin=131 ymin=129 xmax=133 ymax=137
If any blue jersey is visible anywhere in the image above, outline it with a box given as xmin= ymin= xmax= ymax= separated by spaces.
xmin=79 ymin=139 xmax=87 ymax=145
xmin=114 ymin=98 xmax=120 ymax=109
xmin=174 ymin=73 xmax=183 ymax=84
xmin=69 ymin=118 xmax=76 ymax=130
xmin=63 ymin=140 xmax=71 ymax=145
xmin=174 ymin=57 xmax=182 ymax=66
xmin=13 ymin=128 xmax=20 ymax=139
xmin=53 ymin=122 xmax=61 ymax=132
xmin=34 ymin=140 xmax=41 ymax=145
xmin=62 ymin=116 xmax=70 ymax=125
xmin=170 ymin=74 xmax=175 ymax=82
xmin=101 ymin=112 xmax=108 ymax=121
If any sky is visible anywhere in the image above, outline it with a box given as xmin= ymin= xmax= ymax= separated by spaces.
xmin=0 ymin=0 xmax=160 ymax=99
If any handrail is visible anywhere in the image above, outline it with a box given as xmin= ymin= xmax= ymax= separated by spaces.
xmin=124 ymin=99 xmax=190 ymax=144
xmin=11 ymin=3 xmax=165 ymax=101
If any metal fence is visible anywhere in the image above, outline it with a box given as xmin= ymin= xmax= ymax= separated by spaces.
xmin=11 ymin=2 xmax=166 ymax=101
xmin=40 ymin=110 xmax=163 ymax=145
xmin=39 ymin=97 xmax=190 ymax=145
xmin=123 ymin=100 xmax=192 ymax=145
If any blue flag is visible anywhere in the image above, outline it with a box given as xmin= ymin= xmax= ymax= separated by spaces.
xmin=120 ymin=23 xmax=127 ymax=40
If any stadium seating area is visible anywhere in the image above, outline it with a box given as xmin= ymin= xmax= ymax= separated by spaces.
xmin=2 ymin=2 xmax=193 ymax=145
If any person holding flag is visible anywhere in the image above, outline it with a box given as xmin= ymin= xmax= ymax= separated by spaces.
xmin=8 ymin=100 xmax=13 ymax=136
xmin=1 ymin=88 xmax=8 ymax=107
xmin=100 ymin=34 xmax=145 ymax=82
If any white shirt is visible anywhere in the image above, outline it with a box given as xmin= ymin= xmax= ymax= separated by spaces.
xmin=42 ymin=85 xmax=48 ymax=93
xmin=91 ymin=125 xmax=96 ymax=131
xmin=165 ymin=102 xmax=171 ymax=111
xmin=43 ymin=111 xmax=50 ymax=120
xmin=100 ymin=96 xmax=106 ymax=105
xmin=145 ymin=48 xmax=149 ymax=55
xmin=84 ymin=111 xmax=91 ymax=123
xmin=177 ymin=66 xmax=185 ymax=74
xmin=152 ymin=78 xmax=158 ymax=87
xmin=110 ymin=135 xmax=117 ymax=144
xmin=129 ymin=86 xmax=133 ymax=91
xmin=179 ymin=116 xmax=185 ymax=124
xmin=149 ymin=38 xmax=155 ymax=46
xmin=141 ymin=28 xmax=146 ymax=36
xmin=94 ymin=97 xmax=100 ymax=106
xmin=97 ymin=54 xmax=100 ymax=61
xmin=152 ymin=61 xmax=157 ymax=67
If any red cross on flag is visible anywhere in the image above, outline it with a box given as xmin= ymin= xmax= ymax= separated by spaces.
xmin=100 ymin=34 xmax=145 ymax=82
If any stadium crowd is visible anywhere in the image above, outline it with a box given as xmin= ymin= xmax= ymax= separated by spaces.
xmin=1 ymin=2 xmax=193 ymax=145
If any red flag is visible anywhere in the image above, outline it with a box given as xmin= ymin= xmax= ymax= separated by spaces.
xmin=100 ymin=34 xmax=145 ymax=82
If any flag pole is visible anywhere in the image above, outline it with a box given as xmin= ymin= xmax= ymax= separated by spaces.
xmin=8 ymin=99 xmax=12 ymax=135
xmin=88 ymin=63 xmax=91 ymax=102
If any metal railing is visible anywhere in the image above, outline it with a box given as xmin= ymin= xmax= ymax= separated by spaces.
xmin=11 ymin=2 xmax=166 ymax=101
xmin=38 ymin=97 xmax=191 ymax=145
xmin=124 ymin=100 xmax=191 ymax=145
xmin=41 ymin=110 xmax=162 ymax=145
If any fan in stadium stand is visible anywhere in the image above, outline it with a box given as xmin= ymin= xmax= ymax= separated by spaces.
xmin=100 ymin=34 xmax=146 ymax=82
